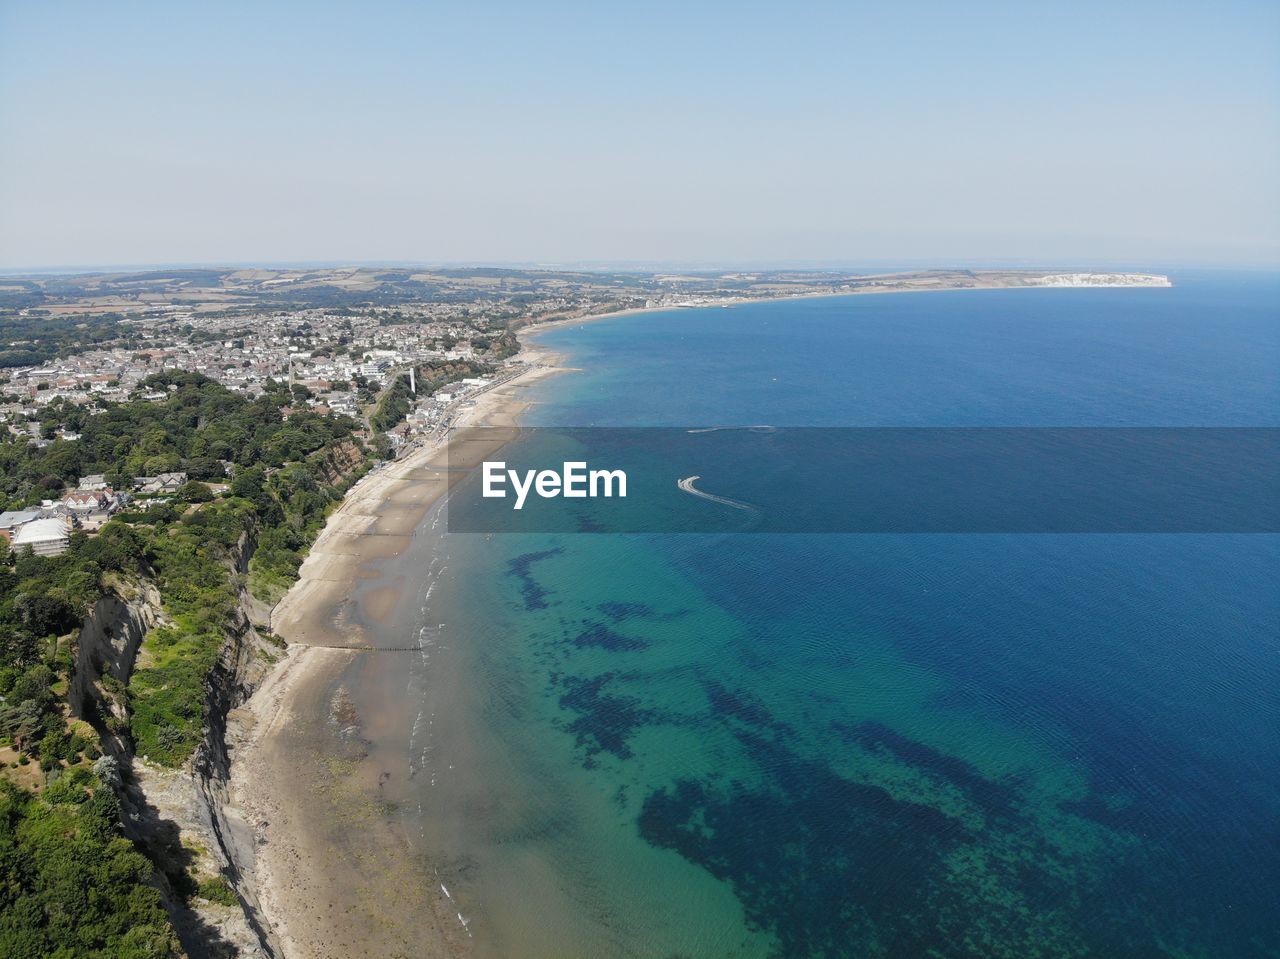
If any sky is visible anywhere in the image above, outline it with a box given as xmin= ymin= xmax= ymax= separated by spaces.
xmin=1 ymin=0 xmax=1278 ymax=270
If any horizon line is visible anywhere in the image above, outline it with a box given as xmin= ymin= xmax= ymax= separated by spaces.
xmin=2 ymin=258 xmax=1276 ymax=279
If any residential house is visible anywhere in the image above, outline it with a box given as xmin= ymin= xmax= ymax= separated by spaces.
xmin=62 ymin=489 xmax=114 ymax=514
xmin=133 ymin=472 xmax=188 ymax=494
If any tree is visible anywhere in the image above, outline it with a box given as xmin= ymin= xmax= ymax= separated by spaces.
xmin=176 ymin=481 xmax=213 ymax=504
xmin=141 ymin=453 xmax=181 ymax=475
xmin=15 ymin=594 xmax=79 ymax=639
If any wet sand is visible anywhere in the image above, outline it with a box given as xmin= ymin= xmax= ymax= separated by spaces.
xmin=228 ymin=355 xmax=564 ymax=959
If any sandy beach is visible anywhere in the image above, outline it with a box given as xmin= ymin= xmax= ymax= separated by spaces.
xmin=227 ymin=343 xmax=566 ymax=959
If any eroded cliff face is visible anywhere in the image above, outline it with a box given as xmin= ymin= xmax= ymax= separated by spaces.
xmin=312 ymin=440 xmax=366 ymax=486
xmin=69 ymin=539 xmax=283 ymax=959
xmin=187 ymin=584 xmax=284 ymax=958
xmin=70 ymin=582 xmax=164 ymax=756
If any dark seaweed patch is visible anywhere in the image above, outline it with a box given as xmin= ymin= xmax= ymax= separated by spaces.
xmin=557 ymin=672 xmax=655 ymax=766
xmin=575 ymin=513 xmax=607 ymax=533
xmin=638 ymin=733 xmax=962 ymax=959
xmin=506 ymin=547 xmax=563 ymax=610
xmin=598 ymin=601 xmax=654 ymax=622
xmin=835 ymin=721 xmax=1020 ymax=821
xmin=572 ymin=621 xmax=649 ymax=652
xmin=636 ymin=724 xmax=1128 ymax=958
xmin=702 ymin=679 xmax=793 ymax=736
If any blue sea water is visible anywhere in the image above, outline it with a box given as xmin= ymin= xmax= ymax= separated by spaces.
xmin=409 ymin=273 xmax=1280 ymax=958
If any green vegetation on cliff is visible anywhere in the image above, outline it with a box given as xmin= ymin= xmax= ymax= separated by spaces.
xmin=0 ymin=775 xmax=180 ymax=958
xmin=0 ymin=372 xmax=370 ymax=948
xmin=3 ymin=373 xmax=368 ymax=765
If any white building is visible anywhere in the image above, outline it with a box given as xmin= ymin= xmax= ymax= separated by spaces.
xmin=12 ymin=517 xmax=71 ymax=557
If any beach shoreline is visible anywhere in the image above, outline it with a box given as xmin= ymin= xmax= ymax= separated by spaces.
xmin=226 ymin=338 xmax=568 ymax=959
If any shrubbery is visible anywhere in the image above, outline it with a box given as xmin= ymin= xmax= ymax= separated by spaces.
xmin=0 ymin=777 xmax=180 ymax=958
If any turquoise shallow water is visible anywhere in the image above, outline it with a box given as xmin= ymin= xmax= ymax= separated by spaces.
xmin=404 ymin=274 xmax=1280 ymax=958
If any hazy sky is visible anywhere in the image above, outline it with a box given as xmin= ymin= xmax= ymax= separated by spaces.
xmin=2 ymin=1 xmax=1278 ymax=270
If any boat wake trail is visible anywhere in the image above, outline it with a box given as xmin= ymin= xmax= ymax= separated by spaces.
xmin=677 ymin=475 xmax=757 ymax=512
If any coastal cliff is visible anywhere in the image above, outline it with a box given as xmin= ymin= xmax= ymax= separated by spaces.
xmin=1027 ymin=272 xmax=1173 ymax=288
xmin=69 ymin=581 xmax=163 ymax=756
xmin=310 ymin=439 xmax=366 ymax=487
xmin=67 ymin=534 xmax=285 ymax=958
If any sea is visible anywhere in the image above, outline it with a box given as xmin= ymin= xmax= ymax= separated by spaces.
xmin=377 ymin=272 xmax=1279 ymax=958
